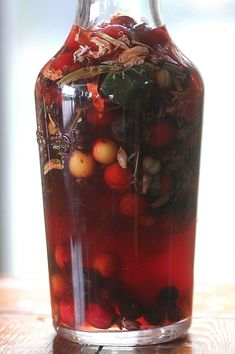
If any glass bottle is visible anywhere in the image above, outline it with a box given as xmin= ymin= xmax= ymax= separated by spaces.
xmin=35 ymin=0 xmax=204 ymax=346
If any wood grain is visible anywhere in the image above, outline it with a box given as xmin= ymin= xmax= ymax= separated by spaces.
xmin=1 ymin=278 xmax=235 ymax=353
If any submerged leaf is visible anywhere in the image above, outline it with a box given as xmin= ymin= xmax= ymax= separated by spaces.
xmin=101 ymin=64 xmax=152 ymax=107
xmin=57 ymin=65 xmax=122 ymax=86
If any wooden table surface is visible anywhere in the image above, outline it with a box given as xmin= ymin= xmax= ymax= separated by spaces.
xmin=0 ymin=277 xmax=235 ymax=354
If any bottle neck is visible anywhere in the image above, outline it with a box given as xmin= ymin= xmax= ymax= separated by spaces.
xmin=74 ymin=0 xmax=163 ymax=28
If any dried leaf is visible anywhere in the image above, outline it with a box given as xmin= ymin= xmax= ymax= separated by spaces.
xmin=97 ymin=31 xmax=129 ymax=50
xmin=57 ymin=65 xmax=122 ymax=86
xmin=43 ymin=68 xmax=63 ymax=81
xmin=73 ymin=45 xmax=90 ymax=63
xmin=121 ymin=318 xmax=140 ymax=331
xmin=89 ymin=37 xmax=112 ymax=58
xmin=143 ymin=173 xmax=152 ymax=194
xmin=117 ymin=147 xmax=128 ymax=169
xmin=119 ymin=46 xmax=150 ymax=67
xmin=44 ymin=159 xmax=64 ymax=175
xmin=48 ymin=114 xmax=60 ymax=135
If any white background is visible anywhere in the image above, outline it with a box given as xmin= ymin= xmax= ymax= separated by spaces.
xmin=0 ymin=0 xmax=235 ymax=285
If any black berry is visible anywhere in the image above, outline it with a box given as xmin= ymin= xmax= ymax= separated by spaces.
xmin=159 ymin=286 xmax=179 ymax=308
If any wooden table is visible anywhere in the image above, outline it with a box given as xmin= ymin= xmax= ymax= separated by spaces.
xmin=0 ymin=277 xmax=235 ymax=353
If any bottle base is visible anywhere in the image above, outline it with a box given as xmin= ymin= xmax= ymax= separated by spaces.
xmin=56 ymin=317 xmax=191 ymax=346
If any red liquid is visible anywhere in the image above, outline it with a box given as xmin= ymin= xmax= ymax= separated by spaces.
xmin=35 ymin=17 xmax=203 ymax=332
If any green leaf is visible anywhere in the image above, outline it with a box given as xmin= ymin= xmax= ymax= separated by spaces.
xmin=101 ymin=64 xmax=153 ymax=107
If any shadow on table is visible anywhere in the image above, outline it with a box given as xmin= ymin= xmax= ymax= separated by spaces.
xmin=53 ymin=334 xmax=194 ymax=354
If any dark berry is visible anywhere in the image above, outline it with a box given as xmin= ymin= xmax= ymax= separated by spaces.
xmin=87 ymin=303 xmax=115 ymax=329
xmin=94 ymin=252 xmax=122 ymax=278
xmin=144 ymin=306 xmax=165 ymax=326
xmin=119 ymin=299 xmax=142 ymax=320
xmin=159 ymin=286 xmax=179 ymax=308
xmin=59 ymin=297 xmax=74 ymax=326
xmin=83 ymin=268 xmax=103 ymax=301
xmin=168 ymin=306 xmax=184 ymax=322
xmin=55 ymin=242 xmax=71 ymax=270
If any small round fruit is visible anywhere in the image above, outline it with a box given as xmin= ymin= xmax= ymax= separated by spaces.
xmin=87 ymin=303 xmax=115 ymax=329
xmin=68 ymin=150 xmax=96 ymax=179
xmin=149 ymin=120 xmax=176 ymax=150
xmin=51 ymin=273 xmax=69 ymax=298
xmin=94 ymin=252 xmax=121 ymax=278
xmin=60 ymin=297 xmax=74 ymax=326
xmin=120 ymin=193 xmax=148 ymax=217
xmin=104 ymin=162 xmax=132 ymax=191
xmin=92 ymin=139 xmax=118 ymax=165
xmin=55 ymin=242 xmax=71 ymax=270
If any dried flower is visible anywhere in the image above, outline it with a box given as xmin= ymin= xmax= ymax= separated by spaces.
xmin=43 ymin=68 xmax=63 ymax=81
xmin=143 ymin=157 xmax=161 ymax=175
xmin=48 ymin=114 xmax=60 ymax=135
xmin=117 ymin=147 xmax=128 ymax=169
xmin=44 ymin=159 xmax=64 ymax=175
xmin=119 ymin=46 xmax=150 ymax=67
xmin=155 ymin=68 xmax=172 ymax=90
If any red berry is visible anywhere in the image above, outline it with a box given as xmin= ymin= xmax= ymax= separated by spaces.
xmin=120 ymin=193 xmax=148 ymax=217
xmin=104 ymin=163 xmax=132 ymax=191
xmin=86 ymin=106 xmax=109 ymax=127
xmin=55 ymin=242 xmax=71 ymax=270
xmin=51 ymin=273 xmax=69 ymax=298
xmin=110 ymin=15 xmax=136 ymax=28
xmin=149 ymin=120 xmax=176 ymax=149
xmin=87 ymin=303 xmax=115 ymax=329
xmin=103 ymin=24 xmax=129 ymax=38
xmin=94 ymin=252 xmax=121 ymax=278
xmin=87 ymin=106 xmax=121 ymax=127
xmin=60 ymin=298 xmax=74 ymax=325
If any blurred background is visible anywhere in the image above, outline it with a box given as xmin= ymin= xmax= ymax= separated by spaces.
xmin=0 ymin=0 xmax=235 ymax=285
